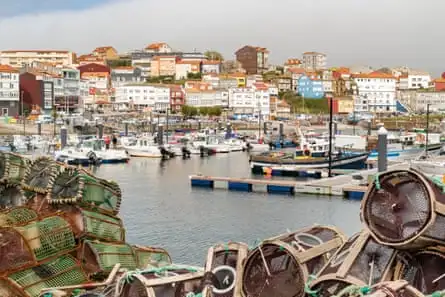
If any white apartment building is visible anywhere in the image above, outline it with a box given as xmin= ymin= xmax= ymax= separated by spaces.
xmin=398 ymin=71 xmax=432 ymax=90
xmin=115 ymin=84 xmax=170 ymax=112
xmin=228 ymin=87 xmax=270 ymax=119
xmin=185 ymin=89 xmax=228 ymax=108
xmin=414 ymin=92 xmax=445 ymax=112
xmin=302 ymin=52 xmax=326 ymax=71
xmin=0 ymin=50 xmax=75 ymax=67
xmin=0 ymin=65 xmax=19 ymax=116
xmin=352 ymin=72 xmax=397 ymax=113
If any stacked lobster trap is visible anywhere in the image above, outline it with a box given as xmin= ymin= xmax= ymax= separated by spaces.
xmin=0 ymin=153 xmax=173 ymax=297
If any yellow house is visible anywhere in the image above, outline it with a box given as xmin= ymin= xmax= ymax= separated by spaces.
xmin=92 ymin=46 xmax=118 ymax=60
xmin=228 ymin=72 xmax=246 ymax=87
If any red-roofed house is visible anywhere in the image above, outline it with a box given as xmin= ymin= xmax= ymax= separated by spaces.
xmin=352 ymin=71 xmax=397 ymax=113
xmin=201 ymin=60 xmax=221 ymax=74
xmin=434 ymin=78 xmax=445 ymax=92
xmin=144 ymin=42 xmax=172 ymax=53
xmin=151 ymin=56 xmax=177 ymax=77
xmin=92 ymin=46 xmax=118 ymax=60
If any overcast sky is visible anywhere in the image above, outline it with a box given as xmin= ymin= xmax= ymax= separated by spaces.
xmin=0 ymin=0 xmax=443 ymax=76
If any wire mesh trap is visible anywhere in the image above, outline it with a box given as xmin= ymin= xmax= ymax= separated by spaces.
xmin=0 ymin=152 xmax=30 ymax=185
xmin=0 ymin=207 xmax=38 ymax=227
xmin=0 ymin=215 xmax=76 ymax=275
xmin=393 ymin=246 xmax=445 ymax=294
xmin=309 ymin=230 xmax=398 ymax=297
xmin=78 ymin=240 xmax=137 ymax=279
xmin=1 ymin=254 xmax=87 ymax=297
xmin=361 ymin=169 xmax=445 ymax=249
xmin=0 ymin=183 xmax=26 ymax=210
xmin=47 ymin=168 xmax=122 ymax=215
xmin=240 ymin=225 xmax=346 ymax=297
xmin=132 ymin=245 xmax=172 ymax=269
xmin=202 ymin=242 xmax=248 ymax=297
xmin=22 ymin=157 xmax=65 ymax=195
xmin=58 ymin=205 xmax=126 ymax=243
xmin=116 ymin=266 xmax=205 ymax=297
xmin=366 ymin=281 xmax=425 ymax=297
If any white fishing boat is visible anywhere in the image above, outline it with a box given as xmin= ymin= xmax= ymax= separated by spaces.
xmin=224 ymin=138 xmax=244 ymax=152
xmin=193 ymin=135 xmax=230 ymax=153
xmin=54 ymin=147 xmax=98 ymax=166
xmin=123 ymin=137 xmax=164 ymax=158
xmin=77 ymin=139 xmax=129 ymax=164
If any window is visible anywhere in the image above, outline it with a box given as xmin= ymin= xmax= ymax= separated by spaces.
xmin=1 ymin=108 xmax=7 ymax=116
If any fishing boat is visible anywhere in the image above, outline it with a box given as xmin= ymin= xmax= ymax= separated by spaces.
xmin=54 ymin=147 xmax=100 ymax=166
xmin=123 ymin=137 xmax=175 ymax=158
xmin=193 ymin=135 xmax=231 ymax=153
xmin=224 ymin=138 xmax=244 ymax=152
xmin=77 ymin=139 xmax=129 ymax=164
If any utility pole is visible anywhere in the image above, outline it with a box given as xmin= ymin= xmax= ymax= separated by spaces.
xmin=328 ymin=96 xmax=333 ymax=178
xmin=21 ymin=91 xmax=25 ymax=135
xmin=426 ymin=103 xmax=430 ymax=157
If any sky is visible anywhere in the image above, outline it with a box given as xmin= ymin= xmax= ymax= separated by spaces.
xmin=0 ymin=0 xmax=444 ymax=76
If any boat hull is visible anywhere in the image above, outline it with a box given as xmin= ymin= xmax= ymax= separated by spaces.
xmin=250 ymin=153 xmax=368 ymax=175
xmin=368 ymin=143 xmax=442 ymax=161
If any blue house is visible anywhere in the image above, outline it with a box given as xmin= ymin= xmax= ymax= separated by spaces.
xmin=297 ymin=75 xmax=324 ymax=99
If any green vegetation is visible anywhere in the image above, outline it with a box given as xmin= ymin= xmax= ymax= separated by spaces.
xmin=181 ymin=105 xmax=222 ymax=117
xmin=107 ymin=59 xmax=132 ymax=68
xmin=204 ymin=50 xmax=224 ymax=61
xmin=146 ymin=75 xmax=175 ymax=83
xmin=281 ymin=91 xmax=329 ymax=114
xmin=187 ymin=72 xmax=202 ymax=80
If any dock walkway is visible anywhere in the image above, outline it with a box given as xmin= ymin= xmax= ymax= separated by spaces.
xmin=190 ymin=162 xmax=409 ymax=200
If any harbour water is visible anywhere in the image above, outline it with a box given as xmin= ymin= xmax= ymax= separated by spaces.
xmin=92 ymin=152 xmax=361 ymax=265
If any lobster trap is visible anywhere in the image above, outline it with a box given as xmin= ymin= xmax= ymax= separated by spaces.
xmin=132 ymin=245 xmax=172 ymax=269
xmin=22 ymin=157 xmax=65 ymax=195
xmin=309 ymin=230 xmax=398 ymax=297
xmin=47 ymin=167 xmax=122 ymax=215
xmin=0 ymin=152 xmax=30 ymax=185
xmin=202 ymin=242 xmax=248 ymax=297
xmin=0 ymin=215 xmax=76 ymax=274
xmin=366 ymin=281 xmax=424 ymax=297
xmin=0 ymin=255 xmax=87 ymax=297
xmin=59 ymin=205 xmax=126 ymax=243
xmin=117 ymin=266 xmax=205 ymax=297
xmin=361 ymin=169 xmax=445 ymax=249
xmin=240 ymin=225 xmax=346 ymax=297
xmin=0 ymin=183 xmax=25 ymax=210
xmin=393 ymin=246 xmax=445 ymax=294
xmin=78 ymin=240 xmax=137 ymax=279
xmin=0 ymin=206 xmax=38 ymax=227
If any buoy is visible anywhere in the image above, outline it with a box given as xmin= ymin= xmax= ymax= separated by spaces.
xmin=263 ymin=167 xmax=272 ymax=177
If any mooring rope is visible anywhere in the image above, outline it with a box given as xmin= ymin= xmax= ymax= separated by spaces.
xmin=304 ymin=274 xmax=319 ymax=297
xmin=331 ymin=285 xmax=371 ymax=297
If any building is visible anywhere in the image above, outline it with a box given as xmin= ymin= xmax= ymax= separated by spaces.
xmin=302 ymin=52 xmax=327 ymax=71
xmin=226 ymin=73 xmax=246 ymax=87
xmin=398 ymin=71 xmax=432 ymax=90
xmin=286 ymin=68 xmax=306 ymax=93
xmin=283 ymin=59 xmax=303 ymax=73
xmin=228 ymin=87 xmax=270 ymax=119
xmin=111 ymin=66 xmax=143 ymax=88
xmin=276 ymin=99 xmax=291 ymax=119
xmin=201 ymin=61 xmax=221 ymax=74
xmin=150 ymin=56 xmax=177 ymax=77
xmin=185 ymin=89 xmax=227 ymax=108
xmin=92 ymin=46 xmax=118 ymax=60
xmin=327 ymin=97 xmax=354 ymax=114
xmin=77 ymin=54 xmax=105 ymax=66
xmin=77 ymin=63 xmax=111 ymax=106
xmin=273 ymin=76 xmax=293 ymax=93
xmin=413 ymin=91 xmax=445 ymax=112
xmin=235 ymin=46 xmax=269 ymax=74
xmin=434 ymin=78 xmax=445 ymax=92
xmin=0 ymin=65 xmax=20 ymax=116
xmin=77 ymin=63 xmax=111 ymax=76
xmin=175 ymin=60 xmax=201 ymax=80
xmin=169 ymin=85 xmax=185 ymax=112
xmin=352 ymin=72 xmax=397 ymax=113
xmin=114 ymin=84 xmax=170 ymax=111
xmin=60 ymin=68 xmax=82 ymax=113
xmin=144 ymin=43 xmax=172 ymax=53
xmin=0 ymin=50 xmax=75 ymax=67
xmin=297 ymin=75 xmax=324 ymax=99
xmin=19 ymin=72 xmax=54 ymax=113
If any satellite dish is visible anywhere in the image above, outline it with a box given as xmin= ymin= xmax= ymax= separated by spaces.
xmin=211 ymin=265 xmax=236 ymax=294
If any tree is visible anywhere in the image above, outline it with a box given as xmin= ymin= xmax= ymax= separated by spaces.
xmin=208 ymin=106 xmax=222 ymax=116
xmin=187 ymin=72 xmax=202 ymax=80
xmin=204 ymin=50 xmax=224 ymax=61
xmin=181 ymin=105 xmax=198 ymax=117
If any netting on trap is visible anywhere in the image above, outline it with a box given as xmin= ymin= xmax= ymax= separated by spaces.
xmin=0 ymin=215 xmax=76 ymax=274
xmin=366 ymin=281 xmax=425 ymax=297
xmin=202 ymin=242 xmax=248 ymax=297
xmin=78 ymin=240 xmax=137 ymax=279
xmin=361 ymin=169 xmax=445 ymax=249
xmin=3 ymin=254 xmax=87 ymax=297
xmin=393 ymin=246 xmax=445 ymax=294
xmin=117 ymin=267 xmax=204 ymax=297
xmin=310 ymin=230 xmax=398 ymax=297
xmin=0 ymin=152 xmax=30 ymax=185
xmin=59 ymin=205 xmax=126 ymax=243
xmin=0 ymin=183 xmax=26 ymax=210
xmin=0 ymin=207 xmax=38 ymax=227
xmin=240 ymin=225 xmax=346 ymax=297
xmin=22 ymin=157 xmax=65 ymax=195
xmin=47 ymin=168 xmax=122 ymax=215
xmin=132 ymin=245 xmax=172 ymax=269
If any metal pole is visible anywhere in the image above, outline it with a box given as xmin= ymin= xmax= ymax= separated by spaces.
xmin=377 ymin=125 xmax=388 ymax=172
xmin=258 ymin=104 xmax=261 ymax=140
xmin=328 ymin=97 xmax=333 ymax=177
xmin=426 ymin=103 xmax=430 ymax=156
xmin=353 ymin=110 xmax=356 ymax=135
xmin=21 ymin=91 xmax=25 ymax=135
xmin=166 ymin=108 xmax=169 ymax=144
